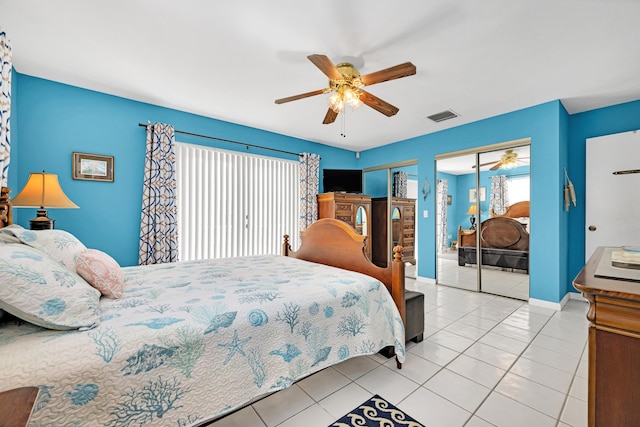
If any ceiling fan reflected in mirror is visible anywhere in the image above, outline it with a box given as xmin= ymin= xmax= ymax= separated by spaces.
xmin=275 ymin=54 xmax=416 ymax=124
xmin=473 ymin=149 xmax=530 ymax=171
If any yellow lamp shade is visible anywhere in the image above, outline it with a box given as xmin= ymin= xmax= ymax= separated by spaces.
xmin=11 ymin=172 xmax=78 ymax=209
xmin=466 ymin=204 xmax=477 ymax=215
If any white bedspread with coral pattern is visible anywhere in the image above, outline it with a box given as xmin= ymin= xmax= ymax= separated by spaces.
xmin=0 ymin=255 xmax=405 ymax=426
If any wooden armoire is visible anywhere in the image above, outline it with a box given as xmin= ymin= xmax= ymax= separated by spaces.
xmin=317 ymin=192 xmax=372 ymax=259
xmin=371 ymin=197 xmax=416 ymax=267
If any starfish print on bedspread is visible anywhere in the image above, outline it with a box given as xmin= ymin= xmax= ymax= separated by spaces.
xmin=218 ymin=329 xmax=252 ymax=365
xmin=374 ymin=296 xmax=387 ymax=313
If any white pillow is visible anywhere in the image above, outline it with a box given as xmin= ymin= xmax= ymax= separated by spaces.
xmin=0 ymin=243 xmax=101 ymax=330
xmin=0 ymin=224 xmax=87 ymax=270
xmin=0 ymin=232 xmax=21 ymax=245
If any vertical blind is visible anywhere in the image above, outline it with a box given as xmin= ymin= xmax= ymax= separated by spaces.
xmin=176 ymin=142 xmax=300 ymax=261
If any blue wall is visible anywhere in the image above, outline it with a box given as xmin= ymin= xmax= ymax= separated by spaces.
xmin=10 ymin=70 xmax=640 ymax=304
xmin=359 ymin=101 xmax=567 ymax=303
xmin=566 ymin=99 xmax=640 ymax=296
xmin=11 ymin=73 xmax=355 ymax=266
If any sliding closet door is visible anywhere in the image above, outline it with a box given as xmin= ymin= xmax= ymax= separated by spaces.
xmin=478 ymin=146 xmax=530 ymax=300
xmin=435 ymin=142 xmax=530 ymax=300
xmin=435 ymin=155 xmax=479 ymax=292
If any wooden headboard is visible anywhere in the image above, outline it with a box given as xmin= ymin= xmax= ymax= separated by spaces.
xmin=0 ymin=186 xmax=11 ymax=228
xmin=501 ymin=201 xmax=529 ymax=218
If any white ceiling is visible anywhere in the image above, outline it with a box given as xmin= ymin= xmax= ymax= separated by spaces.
xmin=2 ymin=0 xmax=639 ymax=153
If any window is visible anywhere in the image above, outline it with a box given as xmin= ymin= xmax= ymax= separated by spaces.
xmin=175 ymin=143 xmax=300 ymax=261
xmin=507 ymin=176 xmax=530 ymax=204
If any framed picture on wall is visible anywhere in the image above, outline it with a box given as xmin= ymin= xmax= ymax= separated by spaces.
xmin=469 ymin=187 xmax=486 ymax=203
xmin=447 ymin=195 xmax=452 ymax=205
xmin=72 ymin=152 xmax=114 ymax=182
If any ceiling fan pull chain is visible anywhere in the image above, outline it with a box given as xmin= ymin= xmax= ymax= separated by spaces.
xmin=341 ymin=108 xmax=346 ymax=137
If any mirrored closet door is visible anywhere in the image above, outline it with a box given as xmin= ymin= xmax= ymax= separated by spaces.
xmin=435 ymin=142 xmax=530 ymax=300
xmin=363 ymin=161 xmax=418 ymax=278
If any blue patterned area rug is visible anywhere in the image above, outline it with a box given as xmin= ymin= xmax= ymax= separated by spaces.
xmin=329 ymin=394 xmax=424 ymax=427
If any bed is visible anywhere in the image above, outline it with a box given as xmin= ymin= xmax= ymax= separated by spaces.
xmin=457 ymin=201 xmax=530 ymax=273
xmin=0 ymin=187 xmax=406 ymax=426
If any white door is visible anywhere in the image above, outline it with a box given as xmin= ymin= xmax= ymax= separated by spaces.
xmin=585 ymin=130 xmax=640 ymax=259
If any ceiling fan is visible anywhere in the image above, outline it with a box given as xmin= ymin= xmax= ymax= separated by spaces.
xmin=275 ymin=54 xmax=416 ymax=124
xmin=473 ymin=149 xmax=530 ymax=171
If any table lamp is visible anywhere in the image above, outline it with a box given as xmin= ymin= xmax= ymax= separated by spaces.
xmin=466 ymin=204 xmax=478 ymax=229
xmin=11 ymin=171 xmax=79 ymax=230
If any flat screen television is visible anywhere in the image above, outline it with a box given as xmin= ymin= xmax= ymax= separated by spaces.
xmin=322 ymin=169 xmax=363 ymax=193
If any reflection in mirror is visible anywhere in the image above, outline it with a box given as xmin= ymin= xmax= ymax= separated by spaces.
xmin=355 ymin=206 xmax=367 ymax=236
xmin=435 ymin=155 xmax=479 ymax=292
xmin=477 ymin=145 xmax=530 ymax=300
xmin=364 ymin=162 xmax=418 ymax=279
xmin=392 ymin=207 xmax=401 ymax=246
xmin=435 ymin=144 xmax=530 ymax=300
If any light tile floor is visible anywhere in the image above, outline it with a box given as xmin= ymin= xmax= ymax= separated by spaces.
xmin=208 ymin=278 xmax=589 ymax=427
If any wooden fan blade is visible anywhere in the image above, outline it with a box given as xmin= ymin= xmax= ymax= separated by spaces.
xmin=360 ymin=62 xmax=416 ymax=86
xmin=323 ymin=108 xmax=338 ymax=124
xmin=472 ymin=161 xmax=498 ymax=168
xmin=307 ymin=54 xmax=343 ymax=80
xmin=360 ymin=91 xmax=399 ymax=117
xmin=275 ymin=89 xmax=325 ymax=104
xmin=490 ymin=162 xmax=503 ymax=171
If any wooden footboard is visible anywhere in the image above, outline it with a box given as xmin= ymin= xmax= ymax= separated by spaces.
xmin=283 ymin=218 xmax=406 ymax=326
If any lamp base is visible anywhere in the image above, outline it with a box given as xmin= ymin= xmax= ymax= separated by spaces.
xmin=29 ymin=209 xmax=55 ymax=230
xmin=469 ymin=215 xmax=476 ymax=230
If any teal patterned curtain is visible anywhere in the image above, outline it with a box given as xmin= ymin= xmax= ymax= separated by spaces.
xmin=436 ymin=179 xmax=448 ymax=253
xmin=490 ymin=175 xmax=509 ymax=216
xmin=139 ymin=123 xmax=179 ymax=265
xmin=299 ymin=153 xmax=320 ymax=231
xmin=0 ymin=32 xmax=12 ymax=187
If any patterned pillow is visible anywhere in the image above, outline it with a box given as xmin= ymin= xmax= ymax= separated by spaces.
xmin=0 ymin=224 xmax=86 ymax=270
xmin=76 ymin=249 xmax=124 ymax=299
xmin=0 ymin=243 xmax=101 ymax=330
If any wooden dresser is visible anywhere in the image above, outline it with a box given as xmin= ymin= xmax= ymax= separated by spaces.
xmin=317 ymin=192 xmax=372 ymax=259
xmin=371 ymin=197 xmax=416 ymax=267
xmin=573 ymin=246 xmax=640 ymax=427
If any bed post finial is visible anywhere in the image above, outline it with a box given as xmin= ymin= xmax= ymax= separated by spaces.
xmin=282 ymin=234 xmax=291 ymax=256
xmin=393 ymin=245 xmax=404 ymax=262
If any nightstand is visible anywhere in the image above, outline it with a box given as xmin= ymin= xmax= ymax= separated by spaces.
xmin=0 ymin=387 xmax=39 ymax=427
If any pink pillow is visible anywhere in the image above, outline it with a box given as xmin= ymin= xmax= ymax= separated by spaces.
xmin=76 ymin=249 xmax=124 ymax=299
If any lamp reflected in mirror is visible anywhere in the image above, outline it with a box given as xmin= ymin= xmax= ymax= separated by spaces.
xmin=11 ymin=171 xmax=79 ymax=230
xmin=466 ymin=204 xmax=482 ymax=229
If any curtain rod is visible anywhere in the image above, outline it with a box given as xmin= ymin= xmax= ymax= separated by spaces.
xmin=138 ymin=123 xmax=302 ymax=157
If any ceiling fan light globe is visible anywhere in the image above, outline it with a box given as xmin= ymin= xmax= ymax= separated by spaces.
xmin=349 ymin=97 xmax=363 ymax=110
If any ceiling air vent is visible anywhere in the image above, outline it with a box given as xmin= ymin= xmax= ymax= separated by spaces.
xmin=427 ymin=109 xmax=459 ymax=123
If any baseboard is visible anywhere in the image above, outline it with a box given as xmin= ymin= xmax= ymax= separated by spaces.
xmin=568 ymin=291 xmax=588 ymax=302
xmin=529 ymin=291 xmax=587 ymax=311
xmin=528 ymin=296 xmax=565 ymax=311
